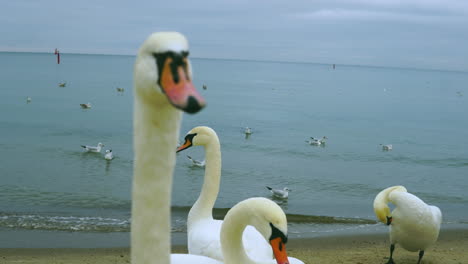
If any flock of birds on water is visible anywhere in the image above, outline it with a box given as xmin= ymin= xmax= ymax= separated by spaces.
xmin=21 ymin=32 xmax=445 ymax=264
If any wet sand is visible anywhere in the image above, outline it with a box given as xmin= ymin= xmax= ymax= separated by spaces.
xmin=1 ymin=229 xmax=467 ymax=264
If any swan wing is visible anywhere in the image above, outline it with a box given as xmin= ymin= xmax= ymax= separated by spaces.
xmin=188 ymin=219 xmax=224 ymax=261
xmin=243 ymin=225 xmax=274 ymax=261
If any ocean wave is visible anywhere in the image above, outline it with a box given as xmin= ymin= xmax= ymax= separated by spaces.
xmin=0 ymin=213 xmax=130 ymax=232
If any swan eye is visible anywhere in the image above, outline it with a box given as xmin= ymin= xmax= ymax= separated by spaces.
xmin=269 ymin=223 xmax=288 ymax=244
xmin=152 ymin=51 xmax=190 ymax=85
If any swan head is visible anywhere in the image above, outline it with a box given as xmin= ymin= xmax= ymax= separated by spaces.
xmin=134 ymin=32 xmax=205 ymax=114
xmin=176 ymin=126 xmax=218 ymax=152
xmin=228 ymin=197 xmax=290 ymax=264
xmin=97 ymin=143 xmax=104 ymax=147
xmin=373 ymin=185 xmax=407 ymax=225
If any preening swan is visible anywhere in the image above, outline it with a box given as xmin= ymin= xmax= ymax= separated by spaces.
xmin=131 ymin=32 xmax=205 ymax=264
xmin=176 ymin=126 xmax=272 ymax=261
xmin=373 ymin=185 xmax=442 ymax=264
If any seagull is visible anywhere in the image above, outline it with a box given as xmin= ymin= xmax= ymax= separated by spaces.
xmin=80 ymin=103 xmax=92 ymax=109
xmin=26 ymin=97 xmax=32 ymax=103
xmin=116 ymin=87 xmax=125 ymax=93
xmin=187 ymin=155 xmax=205 ymax=167
xmin=104 ymin=149 xmax=114 ymax=160
xmin=81 ymin=142 xmax=104 ymax=153
xmin=58 ymin=82 xmax=66 ymax=87
xmin=266 ymin=186 xmax=290 ymax=199
xmin=381 ymin=144 xmax=393 ymax=151
xmin=306 ymin=136 xmax=328 ymax=146
xmin=244 ymin=127 xmax=252 ymax=135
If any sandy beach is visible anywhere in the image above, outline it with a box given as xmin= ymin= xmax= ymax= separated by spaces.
xmin=1 ymin=229 xmax=466 ymax=264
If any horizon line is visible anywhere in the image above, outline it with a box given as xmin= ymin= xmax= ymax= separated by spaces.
xmin=1 ymin=50 xmax=466 ymax=74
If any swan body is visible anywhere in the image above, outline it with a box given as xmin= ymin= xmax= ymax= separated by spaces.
xmin=221 ymin=197 xmax=303 ymax=264
xmin=266 ymin=186 xmax=290 ymax=199
xmin=176 ymin=126 xmax=273 ymax=262
xmin=374 ymin=185 xmax=442 ymax=263
xmin=171 ymin=198 xmax=302 ymax=264
xmin=81 ymin=142 xmax=104 ymax=153
xmin=131 ymin=32 xmax=205 ymax=264
xmin=104 ymin=149 xmax=113 ymax=160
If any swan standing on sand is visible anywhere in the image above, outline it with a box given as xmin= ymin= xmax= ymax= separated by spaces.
xmin=374 ymin=185 xmax=442 ymax=264
xmin=131 ymin=32 xmax=206 ymax=264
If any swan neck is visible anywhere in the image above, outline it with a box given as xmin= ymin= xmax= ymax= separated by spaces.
xmin=188 ymin=139 xmax=222 ymax=226
xmin=221 ymin=204 xmax=256 ymax=264
xmin=131 ymin=97 xmax=182 ymax=264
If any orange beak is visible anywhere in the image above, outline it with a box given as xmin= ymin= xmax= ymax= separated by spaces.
xmin=160 ymin=57 xmax=206 ymax=114
xmin=176 ymin=139 xmax=192 ymax=152
xmin=270 ymin=237 xmax=289 ymax=264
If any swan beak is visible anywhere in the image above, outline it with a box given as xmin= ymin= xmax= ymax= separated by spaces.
xmin=386 ymin=216 xmax=393 ymax=225
xmin=176 ymin=139 xmax=192 ymax=152
xmin=270 ymin=237 xmax=290 ymax=264
xmin=160 ymin=57 xmax=205 ymax=114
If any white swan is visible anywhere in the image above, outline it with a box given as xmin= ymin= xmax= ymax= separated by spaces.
xmin=373 ymin=185 xmax=442 ymax=264
xmin=131 ymin=32 xmax=205 ymax=264
xmin=81 ymin=142 xmax=104 ymax=153
xmin=176 ymin=126 xmax=270 ymax=261
xmin=177 ymin=126 xmax=303 ymax=263
xmin=172 ymin=197 xmax=299 ymax=264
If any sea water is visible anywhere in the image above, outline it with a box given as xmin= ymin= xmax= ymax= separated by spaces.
xmin=0 ymin=52 xmax=467 ymax=247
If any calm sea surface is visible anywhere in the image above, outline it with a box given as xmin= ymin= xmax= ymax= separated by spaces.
xmin=1 ymin=52 xmax=467 ymax=247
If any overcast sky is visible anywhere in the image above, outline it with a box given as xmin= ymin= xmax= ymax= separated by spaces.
xmin=1 ymin=0 xmax=467 ymax=71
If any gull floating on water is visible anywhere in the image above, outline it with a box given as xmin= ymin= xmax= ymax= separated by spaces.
xmin=26 ymin=97 xmax=32 ymax=103
xmin=58 ymin=82 xmax=66 ymax=87
xmin=381 ymin=144 xmax=393 ymax=151
xmin=244 ymin=127 xmax=252 ymax=135
xmin=104 ymin=149 xmax=114 ymax=160
xmin=80 ymin=103 xmax=92 ymax=109
xmin=187 ymin=155 xmax=205 ymax=167
xmin=306 ymin=136 xmax=328 ymax=146
xmin=81 ymin=142 xmax=104 ymax=153
xmin=266 ymin=186 xmax=290 ymax=199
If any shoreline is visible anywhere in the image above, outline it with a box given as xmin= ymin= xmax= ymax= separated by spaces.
xmin=1 ymin=228 xmax=467 ymax=263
